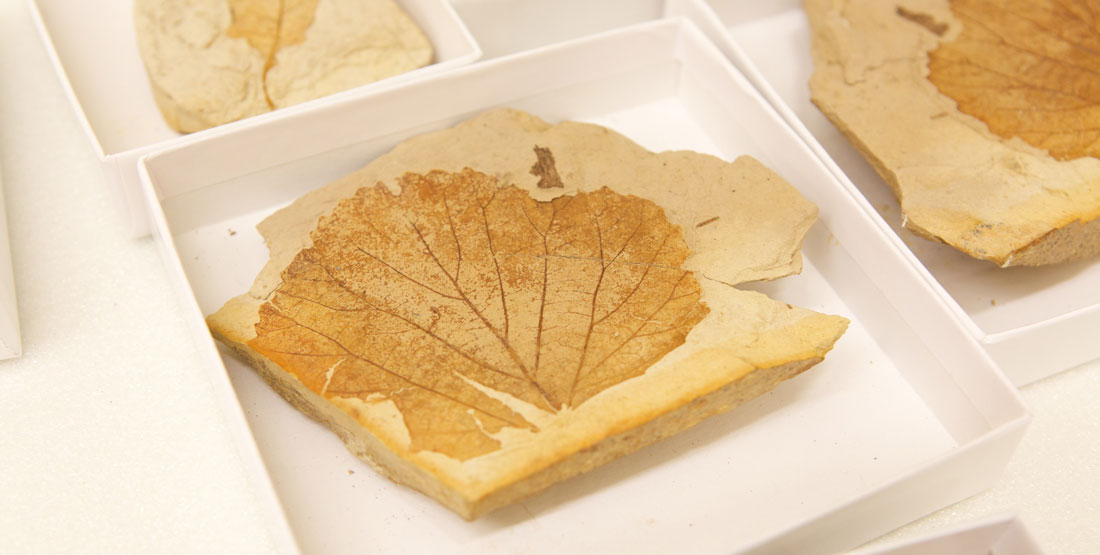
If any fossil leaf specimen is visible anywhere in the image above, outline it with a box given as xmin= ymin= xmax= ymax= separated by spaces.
xmin=806 ymin=0 xmax=1100 ymax=265
xmin=225 ymin=0 xmax=320 ymax=93
xmin=928 ymin=0 xmax=1100 ymax=161
xmin=208 ymin=109 xmax=848 ymax=519
xmin=134 ymin=0 xmax=433 ymax=132
xmin=248 ymin=169 xmax=708 ymax=460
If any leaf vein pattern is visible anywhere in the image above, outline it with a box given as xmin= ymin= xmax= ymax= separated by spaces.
xmin=929 ymin=0 xmax=1100 ymax=159
xmin=248 ymin=167 xmax=707 ymax=459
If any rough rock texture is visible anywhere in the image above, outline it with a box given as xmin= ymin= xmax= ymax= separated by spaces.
xmin=207 ymin=109 xmax=849 ymax=519
xmin=806 ymin=0 xmax=1100 ymax=266
xmin=134 ymin=0 xmax=432 ymax=133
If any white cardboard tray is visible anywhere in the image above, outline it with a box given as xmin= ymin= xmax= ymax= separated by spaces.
xmin=27 ymin=0 xmax=482 ymax=238
xmin=138 ymin=18 xmax=1029 ymax=555
xmin=0 ymin=162 xmax=20 ymax=360
xmin=451 ymin=0 xmax=669 ymax=58
xmin=701 ymin=0 xmax=1100 ymax=386
xmin=850 ymin=513 xmax=1045 ymax=555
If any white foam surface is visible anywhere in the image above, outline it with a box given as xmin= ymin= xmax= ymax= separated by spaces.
xmin=0 ymin=1 xmax=274 ymax=552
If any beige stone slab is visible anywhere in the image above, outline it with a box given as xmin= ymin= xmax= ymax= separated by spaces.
xmin=806 ymin=0 xmax=1100 ymax=266
xmin=134 ymin=0 xmax=432 ymax=133
xmin=207 ymin=109 xmax=848 ymax=519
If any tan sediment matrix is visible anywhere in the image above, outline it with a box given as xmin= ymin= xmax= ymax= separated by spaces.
xmin=806 ymin=0 xmax=1100 ymax=266
xmin=208 ymin=109 xmax=848 ymax=519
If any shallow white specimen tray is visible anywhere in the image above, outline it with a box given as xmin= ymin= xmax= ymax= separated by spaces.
xmin=139 ymin=18 xmax=1028 ymax=555
xmin=850 ymin=513 xmax=1044 ymax=555
xmin=0 ymin=163 xmax=20 ymax=359
xmin=704 ymin=0 xmax=1100 ymax=386
xmin=28 ymin=0 xmax=482 ymax=237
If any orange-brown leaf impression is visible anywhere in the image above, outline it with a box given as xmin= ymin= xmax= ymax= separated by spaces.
xmin=226 ymin=0 xmax=320 ymax=107
xmin=248 ymin=167 xmax=708 ymax=460
xmin=927 ymin=0 xmax=1100 ymax=161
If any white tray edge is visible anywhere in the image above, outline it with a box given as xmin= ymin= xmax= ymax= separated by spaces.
xmin=847 ymin=512 xmax=1045 ymax=555
xmin=137 ymin=159 xmax=303 ymax=555
xmin=0 ymin=162 xmax=21 ymax=360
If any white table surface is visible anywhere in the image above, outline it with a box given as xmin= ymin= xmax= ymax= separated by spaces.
xmin=0 ymin=0 xmax=1096 ymax=553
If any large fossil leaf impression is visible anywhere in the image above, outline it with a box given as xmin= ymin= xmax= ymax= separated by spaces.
xmin=249 ymin=168 xmax=708 ymax=461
